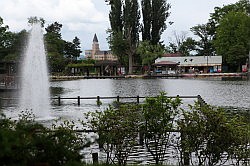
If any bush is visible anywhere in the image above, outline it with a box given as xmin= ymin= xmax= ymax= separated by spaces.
xmin=0 ymin=111 xmax=87 ymax=166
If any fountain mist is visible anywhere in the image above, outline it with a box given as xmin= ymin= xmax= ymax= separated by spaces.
xmin=19 ymin=23 xmax=51 ymax=119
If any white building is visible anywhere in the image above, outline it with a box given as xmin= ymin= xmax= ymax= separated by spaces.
xmin=154 ymin=54 xmax=222 ymax=73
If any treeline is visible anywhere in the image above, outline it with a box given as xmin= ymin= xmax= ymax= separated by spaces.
xmin=107 ymin=0 xmax=250 ymax=73
xmin=0 ymin=16 xmax=82 ymax=74
xmin=0 ymin=93 xmax=249 ymax=166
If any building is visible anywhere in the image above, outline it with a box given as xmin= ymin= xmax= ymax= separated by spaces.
xmin=85 ymin=34 xmax=117 ymax=61
xmin=83 ymin=34 xmax=121 ymax=76
xmin=154 ymin=53 xmax=222 ymax=74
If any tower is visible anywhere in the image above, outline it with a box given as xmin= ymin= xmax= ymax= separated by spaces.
xmin=92 ymin=33 xmax=100 ymax=58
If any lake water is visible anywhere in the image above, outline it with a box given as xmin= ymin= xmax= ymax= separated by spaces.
xmin=2 ymin=77 xmax=250 ymax=120
xmin=50 ymin=77 xmax=250 ymax=107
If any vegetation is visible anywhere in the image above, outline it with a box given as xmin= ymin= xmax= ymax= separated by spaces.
xmin=85 ymin=93 xmax=250 ymax=165
xmin=0 ymin=92 xmax=249 ymax=165
xmin=106 ymin=0 xmax=140 ymax=74
xmin=0 ymin=111 xmax=89 ymax=166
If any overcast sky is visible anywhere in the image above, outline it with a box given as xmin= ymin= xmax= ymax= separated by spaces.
xmin=0 ymin=0 xmax=239 ymax=54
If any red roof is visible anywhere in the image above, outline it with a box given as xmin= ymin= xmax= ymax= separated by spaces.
xmin=162 ymin=53 xmax=183 ymax=57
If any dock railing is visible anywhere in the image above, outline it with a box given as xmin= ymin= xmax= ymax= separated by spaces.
xmin=0 ymin=95 xmax=207 ymax=107
xmin=52 ymin=95 xmax=206 ymax=106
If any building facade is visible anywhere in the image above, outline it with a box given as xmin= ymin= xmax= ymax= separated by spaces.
xmin=85 ymin=34 xmax=117 ymax=61
xmin=154 ymin=53 xmax=222 ymax=74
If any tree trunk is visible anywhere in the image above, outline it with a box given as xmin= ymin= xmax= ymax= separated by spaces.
xmin=128 ymin=53 xmax=133 ymax=74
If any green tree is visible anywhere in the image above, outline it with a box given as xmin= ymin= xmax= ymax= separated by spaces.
xmin=137 ymin=40 xmax=165 ymax=73
xmin=141 ymin=92 xmax=182 ymax=164
xmin=191 ymin=24 xmax=215 ymax=56
xmin=64 ymin=37 xmax=82 ymax=62
xmin=27 ymin=16 xmax=45 ymax=27
xmin=123 ymin=0 xmax=140 ymax=74
xmin=141 ymin=0 xmax=151 ymax=41
xmin=151 ymin=0 xmax=171 ymax=45
xmin=177 ymin=103 xmax=250 ymax=166
xmin=86 ymin=104 xmax=142 ymax=166
xmin=106 ymin=0 xmax=140 ymax=74
xmin=141 ymin=0 xmax=171 ymax=44
xmin=179 ymin=37 xmax=197 ymax=56
xmin=44 ymin=22 xmax=66 ymax=73
xmin=213 ymin=11 xmax=250 ymax=72
xmin=0 ymin=17 xmax=12 ymax=60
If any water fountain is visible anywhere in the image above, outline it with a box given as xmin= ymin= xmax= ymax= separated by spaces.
xmin=19 ymin=23 xmax=51 ymax=119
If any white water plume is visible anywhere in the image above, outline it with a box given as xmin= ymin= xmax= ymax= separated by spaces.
xmin=19 ymin=23 xmax=51 ymax=119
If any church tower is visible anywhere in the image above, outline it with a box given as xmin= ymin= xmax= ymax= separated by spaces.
xmin=92 ymin=33 xmax=100 ymax=58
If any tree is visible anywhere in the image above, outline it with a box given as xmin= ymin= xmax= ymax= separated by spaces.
xmin=86 ymin=104 xmax=142 ymax=166
xmin=213 ymin=11 xmax=250 ymax=72
xmin=137 ymin=40 xmax=165 ymax=73
xmin=167 ymin=31 xmax=196 ymax=56
xmin=191 ymin=24 xmax=215 ymax=56
xmin=64 ymin=37 xmax=82 ymax=62
xmin=106 ymin=0 xmax=140 ymax=74
xmin=123 ymin=0 xmax=140 ymax=74
xmin=141 ymin=0 xmax=171 ymax=45
xmin=141 ymin=92 xmax=182 ymax=164
xmin=141 ymin=0 xmax=151 ymax=41
xmin=0 ymin=17 xmax=12 ymax=59
xmin=27 ymin=16 xmax=45 ymax=27
xmin=44 ymin=22 xmax=66 ymax=72
xmin=151 ymin=0 xmax=171 ymax=45
xmin=177 ymin=103 xmax=250 ymax=166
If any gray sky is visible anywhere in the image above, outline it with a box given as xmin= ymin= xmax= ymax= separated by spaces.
xmin=0 ymin=0 xmax=239 ymax=54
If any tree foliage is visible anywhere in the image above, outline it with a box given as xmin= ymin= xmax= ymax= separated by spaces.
xmin=191 ymin=24 xmax=215 ymax=56
xmin=177 ymin=103 xmax=250 ymax=166
xmin=0 ymin=112 xmax=87 ymax=166
xmin=213 ymin=11 xmax=250 ymax=71
xmin=137 ymin=40 xmax=165 ymax=72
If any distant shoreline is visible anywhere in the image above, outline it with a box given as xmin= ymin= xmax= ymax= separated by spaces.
xmin=50 ymin=72 xmax=248 ymax=81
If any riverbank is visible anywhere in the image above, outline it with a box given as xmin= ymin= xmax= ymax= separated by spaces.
xmin=50 ymin=72 xmax=248 ymax=80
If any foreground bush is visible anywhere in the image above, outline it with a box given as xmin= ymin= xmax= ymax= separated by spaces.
xmin=0 ymin=111 xmax=87 ymax=166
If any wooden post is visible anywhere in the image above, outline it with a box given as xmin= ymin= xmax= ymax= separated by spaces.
xmin=97 ymin=96 xmax=100 ymax=105
xmin=58 ymin=96 xmax=61 ymax=106
xmin=137 ymin=95 xmax=140 ymax=104
xmin=92 ymin=153 xmax=98 ymax=164
xmin=117 ymin=96 xmax=120 ymax=102
xmin=77 ymin=96 xmax=80 ymax=106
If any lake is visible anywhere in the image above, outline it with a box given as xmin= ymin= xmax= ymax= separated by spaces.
xmin=2 ymin=76 xmax=250 ymax=121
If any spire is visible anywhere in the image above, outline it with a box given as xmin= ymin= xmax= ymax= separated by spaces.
xmin=93 ymin=33 xmax=98 ymax=42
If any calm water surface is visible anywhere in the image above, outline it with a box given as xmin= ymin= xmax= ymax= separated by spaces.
xmin=2 ymin=77 xmax=250 ymax=122
xmin=50 ymin=77 xmax=250 ymax=108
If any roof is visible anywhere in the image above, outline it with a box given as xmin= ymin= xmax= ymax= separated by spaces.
xmin=162 ymin=53 xmax=183 ymax=57
xmin=93 ymin=33 xmax=98 ymax=42
xmin=153 ymin=61 xmax=178 ymax=66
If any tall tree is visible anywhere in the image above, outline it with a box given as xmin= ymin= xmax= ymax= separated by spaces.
xmin=106 ymin=0 xmax=127 ymax=66
xmin=141 ymin=0 xmax=151 ymax=41
xmin=151 ymin=0 xmax=170 ymax=45
xmin=123 ymin=0 xmax=140 ymax=74
xmin=106 ymin=0 xmax=140 ymax=74
xmin=213 ymin=11 xmax=250 ymax=72
xmin=141 ymin=0 xmax=171 ymax=45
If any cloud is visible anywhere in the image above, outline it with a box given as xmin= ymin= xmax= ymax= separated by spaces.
xmin=0 ymin=0 xmax=108 ymax=33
